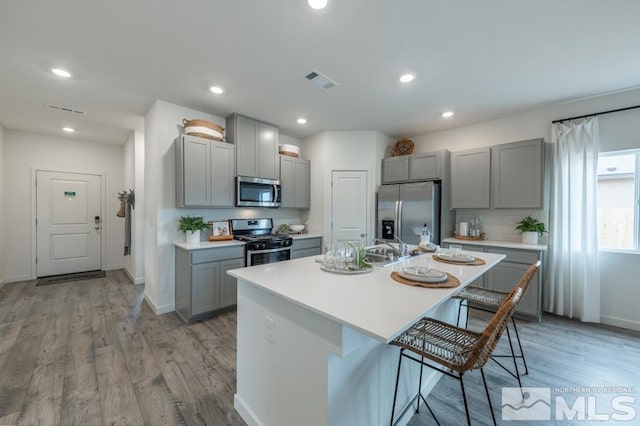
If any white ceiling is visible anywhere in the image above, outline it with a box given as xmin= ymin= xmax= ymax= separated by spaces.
xmin=1 ymin=0 xmax=639 ymax=145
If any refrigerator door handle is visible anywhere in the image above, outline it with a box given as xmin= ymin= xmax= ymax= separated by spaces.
xmin=397 ymin=200 xmax=403 ymax=239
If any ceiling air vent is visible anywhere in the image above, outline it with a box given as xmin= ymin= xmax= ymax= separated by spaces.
xmin=305 ymin=70 xmax=339 ymax=90
xmin=47 ymin=104 xmax=84 ymax=115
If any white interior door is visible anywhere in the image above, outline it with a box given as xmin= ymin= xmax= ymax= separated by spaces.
xmin=331 ymin=170 xmax=368 ymax=243
xmin=36 ymin=171 xmax=102 ymax=277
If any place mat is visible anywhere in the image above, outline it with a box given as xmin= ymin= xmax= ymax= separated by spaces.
xmin=432 ymin=255 xmax=486 ymax=266
xmin=390 ymin=271 xmax=460 ymax=289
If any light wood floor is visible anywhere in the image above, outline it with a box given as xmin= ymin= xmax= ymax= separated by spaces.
xmin=0 ymin=271 xmax=638 ymax=426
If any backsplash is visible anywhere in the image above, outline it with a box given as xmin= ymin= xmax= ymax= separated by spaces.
xmin=455 ymin=209 xmax=549 ymax=244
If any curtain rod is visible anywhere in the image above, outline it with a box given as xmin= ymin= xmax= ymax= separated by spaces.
xmin=552 ymin=104 xmax=640 ymax=124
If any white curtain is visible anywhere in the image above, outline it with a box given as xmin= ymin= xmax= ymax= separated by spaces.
xmin=545 ymin=117 xmax=600 ymax=322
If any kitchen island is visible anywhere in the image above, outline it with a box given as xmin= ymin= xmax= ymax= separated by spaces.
xmin=228 ymin=250 xmax=505 ymax=426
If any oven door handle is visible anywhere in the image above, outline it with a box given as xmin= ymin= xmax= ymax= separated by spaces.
xmin=247 ymin=247 xmax=291 ymax=255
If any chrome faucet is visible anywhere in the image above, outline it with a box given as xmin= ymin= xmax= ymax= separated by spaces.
xmin=373 ymin=236 xmax=410 ymax=257
xmin=393 ymin=235 xmax=410 ymax=257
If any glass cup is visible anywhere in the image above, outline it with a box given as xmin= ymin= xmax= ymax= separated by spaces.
xmin=450 ymin=244 xmax=463 ymax=258
xmin=324 ymin=243 xmax=337 ymax=269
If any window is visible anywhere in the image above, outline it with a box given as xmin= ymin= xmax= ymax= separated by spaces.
xmin=597 ymin=150 xmax=640 ymax=250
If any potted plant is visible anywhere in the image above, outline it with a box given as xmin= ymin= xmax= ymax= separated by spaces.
xmin=515 ymin=215 xmax=547 ymax=244
xmin=178 ymin=216 xmax=210 ymax=243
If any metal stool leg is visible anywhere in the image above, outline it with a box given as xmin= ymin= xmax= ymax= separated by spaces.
xmin=390 ymin=349 xmax=404 ymax=426
xmin=511 ymin=316 xmax=529 ymax=375
xmin=505 ymin=326 xmax=523 ymax=388
xmin=416 ymin=356 xmax=424 ymax=413
xmin=459 ymin=373 xmax=471 ymax=426
xmin=480 ymin=368 xmax=497 ymax=426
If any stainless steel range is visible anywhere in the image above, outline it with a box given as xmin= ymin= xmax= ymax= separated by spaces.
xmin=231 ymin=218 xmax=293 ymax=266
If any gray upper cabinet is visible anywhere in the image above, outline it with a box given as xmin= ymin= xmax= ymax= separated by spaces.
xmin=175 ymin=135 xmax=235 ymax=208
xmin=382 ymin=151 xmax=444 ymax=184
xmin=382 ymin=156 xmax=409 ymax=183
xmin=492 ymin=138 xmax=543 ymax=209
xmin=451 ymin=147 xmax=491 ymax=208
xmin=409 ymin=152 xmax=441 ymax=181
xmin=280 ymin=155 xmax=310 ymax=209
xmin=227 ymin=113 xmax=280 ymax=180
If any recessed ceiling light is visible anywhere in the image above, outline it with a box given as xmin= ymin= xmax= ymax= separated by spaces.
xmin=63 ymin=127 xmax=75 ymax=133
xmin=308 ymin=0 xmax=328 ymax=10
xmin=442 ymin=111 xmax=454 ymax=118
xmin=51 ymin=68 xmax=72 ymax=78
xmin=297 ymin=117 xmax=308 ymax=124
xmin=209 ymin=85 xmax=224 ymax=94
xmin=399 ymin=73 xmax=415 ymax=83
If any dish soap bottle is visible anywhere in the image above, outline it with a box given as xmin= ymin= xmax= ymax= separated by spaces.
xmin=420 ymin=224 xmax=432 ymax=246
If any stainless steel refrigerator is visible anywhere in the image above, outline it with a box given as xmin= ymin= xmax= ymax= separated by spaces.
xmin=377 ymin=182 xmax=441 ymax=245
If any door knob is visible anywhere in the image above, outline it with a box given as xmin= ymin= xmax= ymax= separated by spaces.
xmin=360 ymin=233 xmax=365 ymax=238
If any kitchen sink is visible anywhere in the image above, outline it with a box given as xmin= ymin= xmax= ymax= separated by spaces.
xmin=364 ymin=246 xmax=412 ymax=266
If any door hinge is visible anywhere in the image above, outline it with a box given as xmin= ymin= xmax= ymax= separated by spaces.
xmin=35 ymin=218 xmax=37 ymax=226
xmin=35 ymin=257 xmax=38 ymax=264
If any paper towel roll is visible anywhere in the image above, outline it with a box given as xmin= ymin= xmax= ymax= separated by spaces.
xmin=458 ymin=222 xmax=469 ymax=236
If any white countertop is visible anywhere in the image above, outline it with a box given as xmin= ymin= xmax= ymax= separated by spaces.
xmin=228 ymin=250 xmax=505 ymax=343
xmin=174 ymin=232 xmax=323 ymax=251
xmin=174 ymin=239 xmax=246 ymax=251
xmin=289 ymin=233 xmax=323 ymax=240
xmin=443 ymin=237 xmax=548 ymax=251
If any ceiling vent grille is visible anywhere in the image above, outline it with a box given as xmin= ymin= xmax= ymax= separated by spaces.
xmin=47 ymin=104 xmax=84 ymax=115
xmin=305 ymin=70 xmax=339 ymax=90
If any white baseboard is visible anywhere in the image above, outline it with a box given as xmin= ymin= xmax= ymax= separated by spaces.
xmin=234 ymin=394 xmax=261 ymax=426
xmin=143 ymin=291 xmax=174 ymax=315
xmin=2 ymin=274 xmax=32 ymax=284
xmin=600 ymin=315 xmax=640 ymax=332
xmin=123 ymin=267 xmax=144 ymax=285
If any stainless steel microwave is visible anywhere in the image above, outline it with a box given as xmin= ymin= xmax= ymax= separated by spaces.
xmin=236 ymin=176 xmax=282 ymax=208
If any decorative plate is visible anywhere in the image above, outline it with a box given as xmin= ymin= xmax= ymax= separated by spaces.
xmin=398 ymin=267 xmax=448 ymax=283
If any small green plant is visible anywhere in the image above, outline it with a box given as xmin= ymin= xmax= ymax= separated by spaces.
xmin=515 ymin=216 xmax=547 ymax=236
xmin=177 ymin=216 xmax=210 ymax=232
xmin=346 ymin=241 xmax=372 ymax=269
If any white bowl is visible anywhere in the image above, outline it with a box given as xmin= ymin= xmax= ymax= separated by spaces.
xmin=280 ymin=144 xmax=300 ymax=154
xmin=289 ymin=224 xmax=305 ymax=232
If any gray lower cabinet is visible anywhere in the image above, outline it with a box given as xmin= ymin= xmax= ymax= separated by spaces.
xmin=450 ymin=147 xmax=491 ymax=209
xmin=492 ymin=138 xmax=543 ymax=208
xmin=175 ymin=135 xmax=235 ymax=208
xmin=280 ymin=155 xmax=310 ymax=209
xmin=291 ymin=237 xmax=322 ymax=259
xmin=485 ymin=247 xmax=542 ymax=320
xmin=442 ymin=242 xmax=543 ymax=320
xmin=175 ymin=245 xmax=244 ymax=322
xmin=227 ymin=113 xmax=280 ymax=180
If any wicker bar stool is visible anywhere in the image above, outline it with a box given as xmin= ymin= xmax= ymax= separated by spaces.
xmin=454 ymin=261 xmax=540 ymax=386
xmin=390 ymin=283 xmax=526 ymax=426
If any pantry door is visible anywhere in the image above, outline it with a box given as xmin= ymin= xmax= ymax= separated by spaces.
xmin=36 ymin=171 xmax=102 ymax=277
xmin=330 ymin=170 xmax=369 ymax=244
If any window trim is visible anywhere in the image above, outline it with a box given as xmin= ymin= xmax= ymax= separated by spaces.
xmin=597 ymin=149 xmax=640 ymax=251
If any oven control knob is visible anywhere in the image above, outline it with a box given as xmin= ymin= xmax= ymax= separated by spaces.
xmin=285 ymin=240 xmax=291 ymax=246
xmin=258 ymin=243 xmax=265 ymax=250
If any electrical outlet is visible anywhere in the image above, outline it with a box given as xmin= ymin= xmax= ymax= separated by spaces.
xmin=265 ymin=316 xmax=275 ymax=343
